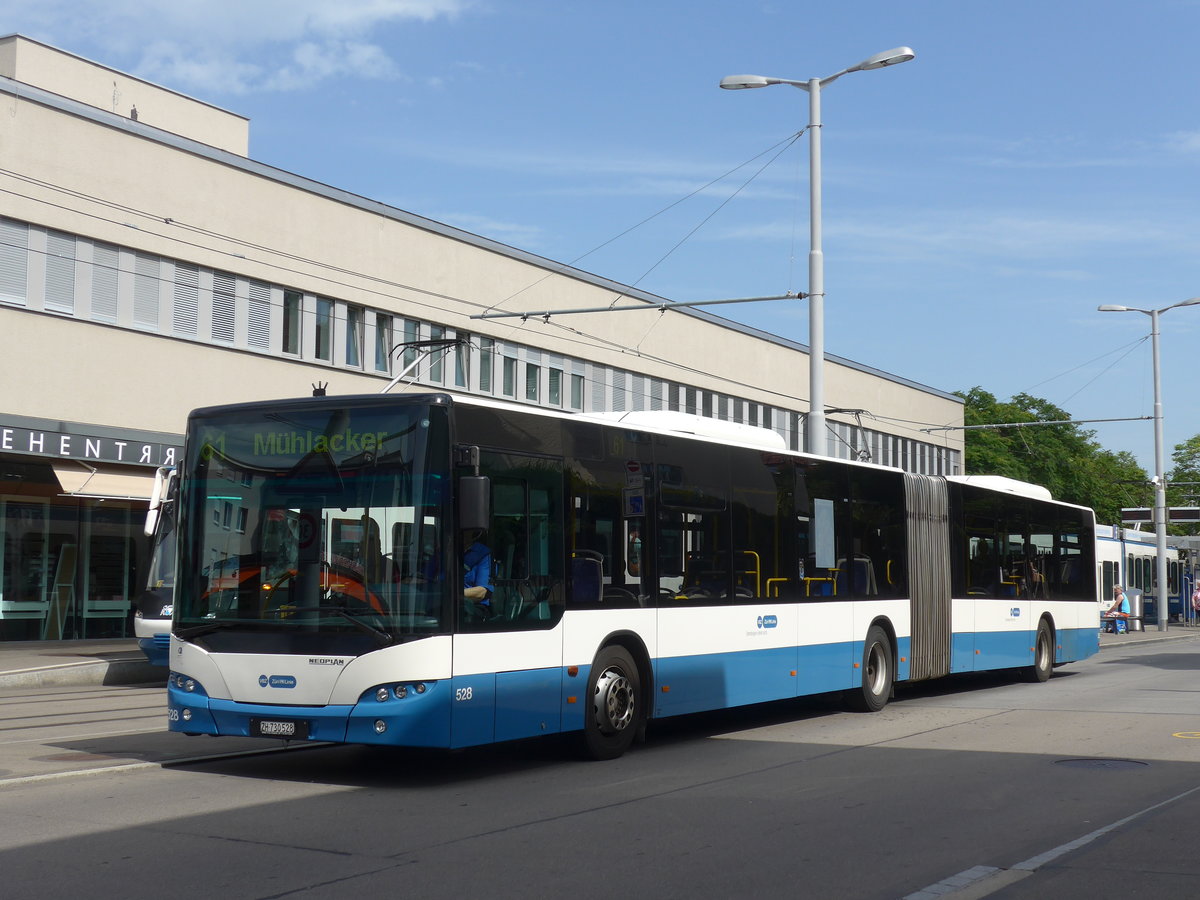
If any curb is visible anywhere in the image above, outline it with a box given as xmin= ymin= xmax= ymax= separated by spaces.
xmin=0 ymin=658 xmax=167 ymax=690
xmin=1099 ymin=631 xmax=1199 ymax=650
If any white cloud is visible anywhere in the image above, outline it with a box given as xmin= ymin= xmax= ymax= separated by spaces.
xmin=1166 ymin=130 xmax=1200 ymax=153
xmin=5 ymin=0 xmax=473 ymax=94
xmin=714 ymin=211 xmax=1198 ymax=270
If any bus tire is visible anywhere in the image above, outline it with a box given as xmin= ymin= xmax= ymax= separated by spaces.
xmin=580 ymin=645 xmax=642 ymax=760
xmin=1024 ymin=620 xmax=1054 ymax=683
xmin=846 ymin=625 xmax=892 ymax=712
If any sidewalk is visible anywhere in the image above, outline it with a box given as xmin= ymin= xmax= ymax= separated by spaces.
xmin=1098 ymin=621 xmax=1200 ymax=648
xmin=0 ymin=624 xmax=1195 ymax=693
xmin=0 ymin=639 xmax=167 ymax=691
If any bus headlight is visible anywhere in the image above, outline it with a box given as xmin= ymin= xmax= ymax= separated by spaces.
xmin=375 ymin=687 xmax=389 ymax=702
xmin=374 ymin=720 xmax=387 ymax=734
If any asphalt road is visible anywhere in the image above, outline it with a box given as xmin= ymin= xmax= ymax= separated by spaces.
xmin=2 ymin=635 xmax=1199 ymax=900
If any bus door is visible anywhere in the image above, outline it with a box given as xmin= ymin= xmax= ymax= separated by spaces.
xmin=451 ymin=450 xmax=566 ymax=748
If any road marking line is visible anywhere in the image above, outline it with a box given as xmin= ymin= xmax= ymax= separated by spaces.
xmin=903 ymin=782 xmax=1200 ymax=899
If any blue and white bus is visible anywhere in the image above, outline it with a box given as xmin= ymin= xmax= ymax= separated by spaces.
xmin=167 ymin=392 xmax=1099 ymax=758
xmin=133 ymin=466 xmax=175 ymax=667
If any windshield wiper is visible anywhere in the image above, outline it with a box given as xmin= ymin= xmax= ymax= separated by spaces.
xmin=268 ymin=605 xmax=394 ymax=646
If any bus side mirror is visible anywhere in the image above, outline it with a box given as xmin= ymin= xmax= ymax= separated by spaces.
xmin=458 ymin=475 xmax=491 ymax=532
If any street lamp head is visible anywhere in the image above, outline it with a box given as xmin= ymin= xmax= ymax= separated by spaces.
xmin=719 ymin=74 xmax=773 ymax=90
xmin=848 ymin=46 xmax=917 ymax=72
xmin=1097 ymin=304 xmax=1130 ymax=312
xmin=1172 ymin=296 xmax=1200 ymax=309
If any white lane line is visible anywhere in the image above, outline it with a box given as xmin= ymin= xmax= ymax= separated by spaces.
xmin=903 ymin=781 xmax=1200 ymax=899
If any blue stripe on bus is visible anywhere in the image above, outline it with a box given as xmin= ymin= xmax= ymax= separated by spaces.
xmin=169 ymin=628 xmax=1098 ymax=746
xmin=653 ymin=642 xmax=858 ymax=717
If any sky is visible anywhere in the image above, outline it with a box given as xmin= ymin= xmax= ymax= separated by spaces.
xmin=7 ymin=0 xmax=1200 ymax=474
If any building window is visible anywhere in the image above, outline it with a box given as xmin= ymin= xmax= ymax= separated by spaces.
xmin=612 ymin=370 xmax=625 ymax=412
xmin=570 ymin=373 xmax=585 ymax=410
xmin=631 ymin=375 xmax=645 ymax=411
xmin=133 ymin=252 xmax=160 ymax=330
xmin=315 ymin=297 xmax=333 ymax=361
xmin=454 ymin=332 xmax=469 ymax=388
xmin=211 ymin=270 xmax=236 ymax=343
xmin=479 ymin=338 xmax=494 ymax=393
xmin=429 ymin=325 xmax=445 ymax=382
xmin=403 ymin=319 xmax=419 ymax=368
xmin=173 ymin=263 xmax=199 ymax=337
xmin=247 ymin=281 xmax=271 ymax=349
xmin=346 ymin=304 xmax=364 ymax=368
xmin=44 ymin=230 xmax=76 ymax=314
xmin=502 ymin=357 xmax=516 ymax=398
xmin=548 ymin=368 xmax=563 ymax=406
xmin=0 ymin=218 xmax=29 ymax=306
xmin=525 ymin=363 xmax=540 ymax=402
xmin=282 ymin=290 xmax=302 ymax=355
xmin=375 ymin=313 xmax=393 ymax=373
xmin=90 ymin=242 xmax=119 ymax=323
xmin=593 ymin=369 xmax=608 ymax=411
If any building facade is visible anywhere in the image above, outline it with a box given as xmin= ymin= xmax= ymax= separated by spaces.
xmin=0 ymin=35 xmax=964 ymax=643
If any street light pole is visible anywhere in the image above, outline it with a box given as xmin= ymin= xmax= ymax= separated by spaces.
xmin=806 ymin=76 xmax=825 ymax=455
xmin=721 ymin=47 xmax=915 ymax=456
xmin=1099 ymin=297 xmax=1200 ymax=631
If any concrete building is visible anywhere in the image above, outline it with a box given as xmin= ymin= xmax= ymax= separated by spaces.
xmin=0 ymin=35 xmax=963 ymax=643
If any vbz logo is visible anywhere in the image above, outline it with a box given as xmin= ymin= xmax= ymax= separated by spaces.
xmin=1010 ymin=608 xmax=1021 ymax=618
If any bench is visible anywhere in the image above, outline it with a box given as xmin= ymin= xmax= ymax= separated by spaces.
xmin=1101 ymin=614 xmax=1143 ymax=634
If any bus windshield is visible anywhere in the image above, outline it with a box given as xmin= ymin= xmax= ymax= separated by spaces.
xmin=176 ymin=400 xmax=452 ymax=653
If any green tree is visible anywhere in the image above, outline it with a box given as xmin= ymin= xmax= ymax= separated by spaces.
xmin=956 ymin=387 xmax=1149 ymax=524
xmin=1166 ymin=435 xmax=1200 ymax=535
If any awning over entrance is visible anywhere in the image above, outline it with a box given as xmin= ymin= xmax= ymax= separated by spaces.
xmin=51 ymin=462 xmax=156 ymax=500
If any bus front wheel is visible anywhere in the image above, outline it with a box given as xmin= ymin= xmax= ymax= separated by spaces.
xmin=846 ymin=625 xmax=892 ymax=712
xmin=580 ymin=646 xmax=642 ymax=760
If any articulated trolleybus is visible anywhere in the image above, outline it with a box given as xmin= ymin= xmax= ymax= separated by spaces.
xmin=167 ymin=392 xmax=1099 ymax=759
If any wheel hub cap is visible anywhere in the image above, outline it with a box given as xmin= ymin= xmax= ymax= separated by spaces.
xmin=594 ymin=667 xmax=634 ymax=734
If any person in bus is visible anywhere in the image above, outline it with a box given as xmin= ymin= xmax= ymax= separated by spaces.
xmin=1022 ymin=547 xmax=1046 ymax=599
xmin=1104 ymin=584 xmax=1130 ymax=633
xmin=463 ymin=529 xmax=494 ymax=611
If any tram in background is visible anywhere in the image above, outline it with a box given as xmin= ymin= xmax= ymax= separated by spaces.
xmin=165 ymin=392 xmax=1100 ymax=759
xmin=1095 ymin=524 xmax=1192 ymax=628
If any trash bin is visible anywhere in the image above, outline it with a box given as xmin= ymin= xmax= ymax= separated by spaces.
xmin=1126 ymin=587 xmax=1144 ymax=632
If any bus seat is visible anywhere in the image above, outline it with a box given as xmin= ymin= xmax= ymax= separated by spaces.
xmin=571 ymin=554 xmax=602 ymax=604
xmin=835 ymin=556 xmax=877 ymax=596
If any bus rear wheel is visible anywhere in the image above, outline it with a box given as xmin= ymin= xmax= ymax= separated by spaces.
xmin=846 ymin=625 xmax=892 ymax=712
xmin=1023 ymin=620 xmax=1054 ymax=683
xmin=580 ymin=646 xmax=642 ymax=760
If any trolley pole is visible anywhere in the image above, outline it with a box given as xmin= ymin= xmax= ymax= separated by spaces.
xmin=1099 ymin=297 xmax=1200 ymax=631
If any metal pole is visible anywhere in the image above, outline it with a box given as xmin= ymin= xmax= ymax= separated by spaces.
xmin=806 ymin=77 xmax=826 ymax=456
xmin=1151 ymin=308 xmax=1170 ymax=631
